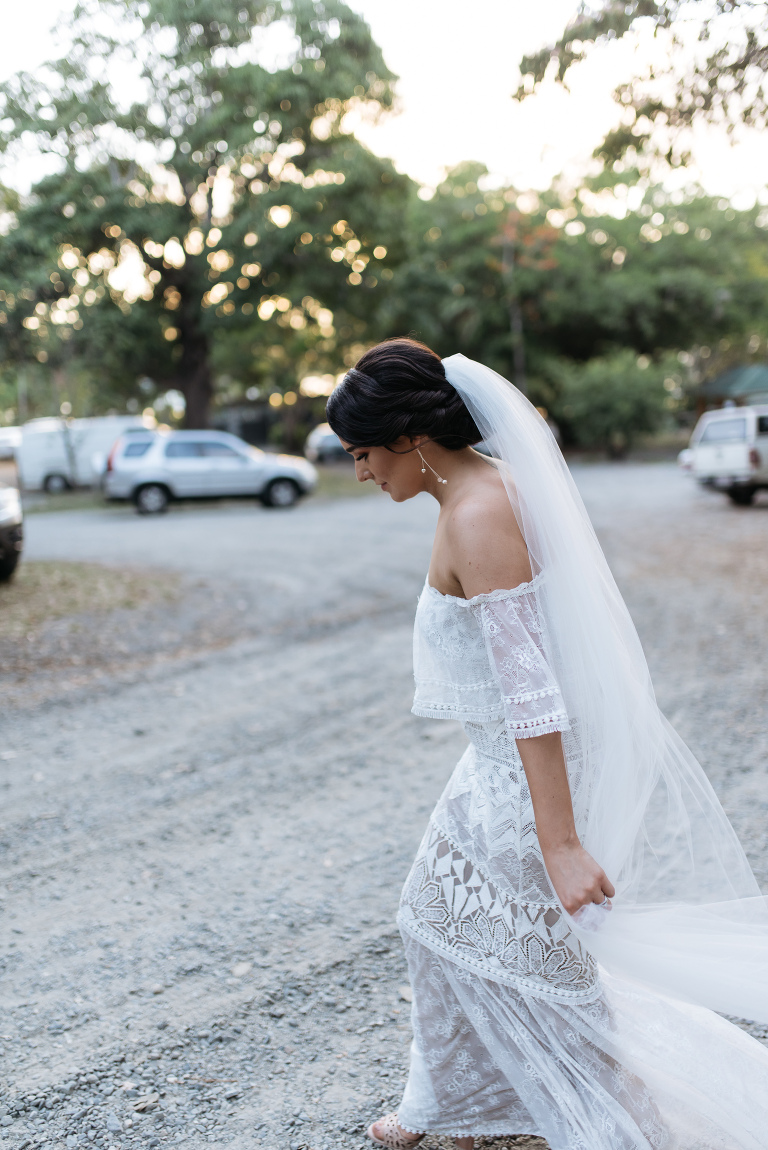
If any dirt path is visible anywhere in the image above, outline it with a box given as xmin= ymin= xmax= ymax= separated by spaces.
xmin=2 ymin=465 xmax=767 ymax=1150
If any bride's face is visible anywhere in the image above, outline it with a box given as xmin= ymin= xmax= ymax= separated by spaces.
xmin=340 ymin=436 xmax=423 ymax=502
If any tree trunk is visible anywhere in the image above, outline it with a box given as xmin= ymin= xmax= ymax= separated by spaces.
xmin=502 ymin=239 xmax=527 ymax=396
xmin=177 ymin=332 xmax=213 ymax=429
xmin=510 ymin=294 xmax=526 ymax=396
xmin=16 ymin=368 xmax=28 ymax=422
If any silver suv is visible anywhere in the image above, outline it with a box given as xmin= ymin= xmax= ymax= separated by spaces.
xmin=104 ymin=430 xmax=318 ymax=514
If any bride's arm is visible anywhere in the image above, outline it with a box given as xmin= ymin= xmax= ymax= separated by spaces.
xmin=446 ymin=492 xmax=614 ymax=915
xmin=516 ymin=733 xmax=615 ymax=915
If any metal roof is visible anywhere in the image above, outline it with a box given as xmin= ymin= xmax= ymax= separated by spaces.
xmin=699 ymin=363 xmax=768 ymax=398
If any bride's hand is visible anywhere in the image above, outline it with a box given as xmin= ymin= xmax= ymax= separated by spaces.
xmin=542 ymin=841 xmax=615 ymax=916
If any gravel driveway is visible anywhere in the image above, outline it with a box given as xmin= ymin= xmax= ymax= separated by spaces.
xmin=2 ymin=465 xmax=767 ymax=1150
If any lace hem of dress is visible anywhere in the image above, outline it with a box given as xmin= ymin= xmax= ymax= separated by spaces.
xmin=508 ymin=686 xmax=563 ymax=705
xmin=412 ymin=703 xmax=569 ymax=738
xmin=398 ymin=911 xmax=601 ymax=1007
xmin=399 ymin=820 xmax=600 ymax=1007
xmin=506 ymin=714 xmax=570 ymax=738
xmin=398 ymin=1119 xmax=541 ymax=1138
xmin=412 ymin=703 xmax=508 ymax=723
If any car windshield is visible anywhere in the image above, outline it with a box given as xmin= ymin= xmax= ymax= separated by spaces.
xmin=698 ymin=418 xmax=747 ymax=444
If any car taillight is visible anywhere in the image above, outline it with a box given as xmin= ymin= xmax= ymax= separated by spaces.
xmin=749 ymin=447 xmax=761 ymax=468
xmin=106 ymin=443 xmax=118 ymax=472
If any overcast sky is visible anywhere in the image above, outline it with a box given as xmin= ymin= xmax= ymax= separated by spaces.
xmin=3 ymin=0 xmax=768 ymax=203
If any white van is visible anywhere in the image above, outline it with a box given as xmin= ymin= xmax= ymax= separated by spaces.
xmin=682 ymin=405 xmax=768 ymax=504
xmin=16 ymin=415 xmax=152 ymax=493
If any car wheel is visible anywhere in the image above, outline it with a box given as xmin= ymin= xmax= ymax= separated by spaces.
xmin=727 ymin=486 xmax=756 ymax=506
xmin=134 ymin=483 xmax=170 ymax=515
xmin=44 ymin=473 xmax=70 ymax=494
xmin=261 ymin=478 xmax=300 ymax=508
xmin=0 ymin=551 xmax=19 ymax=582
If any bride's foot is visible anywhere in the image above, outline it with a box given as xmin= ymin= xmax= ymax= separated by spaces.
xmin=366 ymin=1113 xmax=424 ymax=1149
xmin=366 ymin=1112 xmax=474 ymax=1150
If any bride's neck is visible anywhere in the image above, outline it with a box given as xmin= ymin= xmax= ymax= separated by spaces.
xmin=426 ymin=446 xmax=494 ymax=506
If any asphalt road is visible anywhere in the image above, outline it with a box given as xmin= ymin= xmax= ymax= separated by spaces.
xmin=2 ymin=464 xmax=768 ymax=1150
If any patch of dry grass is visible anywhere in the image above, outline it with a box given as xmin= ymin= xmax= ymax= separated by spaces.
xmin=0 ymin=560 xmax=179 ymax=640
xmin=22 ymin=489 xmax=113 ymax=515
xmin=313 ymin=462 xmax=382 ymax=501
xmin=17 ymin=467 xmax=377 ymax=515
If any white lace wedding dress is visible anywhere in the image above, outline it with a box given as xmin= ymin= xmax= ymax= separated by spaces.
xmin=394 ymin=574 xmax=768 ymax=1150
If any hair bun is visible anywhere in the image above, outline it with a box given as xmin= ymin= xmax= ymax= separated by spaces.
xmin=327 ymin=339 xmax=481 ymax=450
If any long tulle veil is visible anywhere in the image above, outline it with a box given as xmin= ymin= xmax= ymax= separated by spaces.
xmin=442 ymin=353 xmax=768 ymax=1023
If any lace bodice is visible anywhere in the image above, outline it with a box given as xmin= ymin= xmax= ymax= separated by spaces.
xmin=412 ymin=574 xmax=570 ymax=739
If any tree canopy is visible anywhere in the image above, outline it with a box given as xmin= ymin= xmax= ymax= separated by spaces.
xmin=516 ymin=1 xmax=768 ymax=168
xmin=2 ymin=0 xmax=768 ymax=454
xmin=0 ymin=0 xmax=405 ymax=425
xmin=380 ymin=167 xmax=768 ymax=394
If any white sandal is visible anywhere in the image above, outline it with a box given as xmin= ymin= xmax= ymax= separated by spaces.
xmin=366 ymin=1113 xmax=425 ymax=1149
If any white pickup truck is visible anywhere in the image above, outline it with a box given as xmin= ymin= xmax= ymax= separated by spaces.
xmin=679 ymin=405 xmax=768 ymax=504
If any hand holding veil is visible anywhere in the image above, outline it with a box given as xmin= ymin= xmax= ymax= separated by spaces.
xmin=443 ymin=353 xmax=768 ymax=1024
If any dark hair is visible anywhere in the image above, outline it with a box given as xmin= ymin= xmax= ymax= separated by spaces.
xmin=326 ymin=338 xmax=481 ymax=450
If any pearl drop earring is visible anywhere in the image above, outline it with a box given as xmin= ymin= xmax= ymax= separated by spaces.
xmin=417 ymin=448 xmax=448 ymax=485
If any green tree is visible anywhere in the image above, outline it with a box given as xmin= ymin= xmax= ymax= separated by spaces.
xmin=526 ymin=187 xmax=768 ymax=363
xmin=379 ymin=163 xmax=559 ymax=399
xmin=386 ymin=170 xmax=768 ymax=411
xmin=515 ymin=1 xmax=768 ymax=168
xmin=551 ymin=348 xmax=674 ymax=456
xmin=0 ymin=0 xmax=405 ymax=426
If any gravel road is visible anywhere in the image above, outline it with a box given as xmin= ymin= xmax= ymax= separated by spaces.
xmin=2 ymin=465 xmax=768 ymax=1150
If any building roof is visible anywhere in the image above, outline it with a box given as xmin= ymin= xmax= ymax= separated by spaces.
xmin=700 ymin=363 xmax=768 ymax=399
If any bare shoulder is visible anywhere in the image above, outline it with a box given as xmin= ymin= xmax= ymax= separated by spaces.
xmin=443 ymin=473 xmax=532 ymax=598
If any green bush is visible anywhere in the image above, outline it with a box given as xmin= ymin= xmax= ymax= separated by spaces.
xmin=553 ymin=350 xmax=671 ymax=457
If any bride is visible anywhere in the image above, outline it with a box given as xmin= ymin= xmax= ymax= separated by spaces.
xmin=326 ymin=339 xmax=768 ymax=1150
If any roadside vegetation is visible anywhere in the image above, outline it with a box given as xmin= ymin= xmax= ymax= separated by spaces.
xmin=0 ymin=560 xmax=178 ymax=640
xmin=2 ymin=0 xmax=768 ymax=455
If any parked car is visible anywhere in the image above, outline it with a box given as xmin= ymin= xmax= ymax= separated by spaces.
xmin=304 ymin=423 xmax=347 ymax=463
xmin=0 ymin=426 xmax=21 ymax=461
xmin=681 ymin=405 xmax=768 ymax=504
xmin=16 ymin=415 xmax=151 ymax=492
xmin=677 ymin=447 xmax=694 ymax=473
xmin=0 ymin=482 xmax=23 ymax=580
xmin=104 ymin=429 xmax=318 ymax=514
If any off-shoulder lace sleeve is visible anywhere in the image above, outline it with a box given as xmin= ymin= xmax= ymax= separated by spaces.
xmin=478 ymin=590 xmax=569 ymax=739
